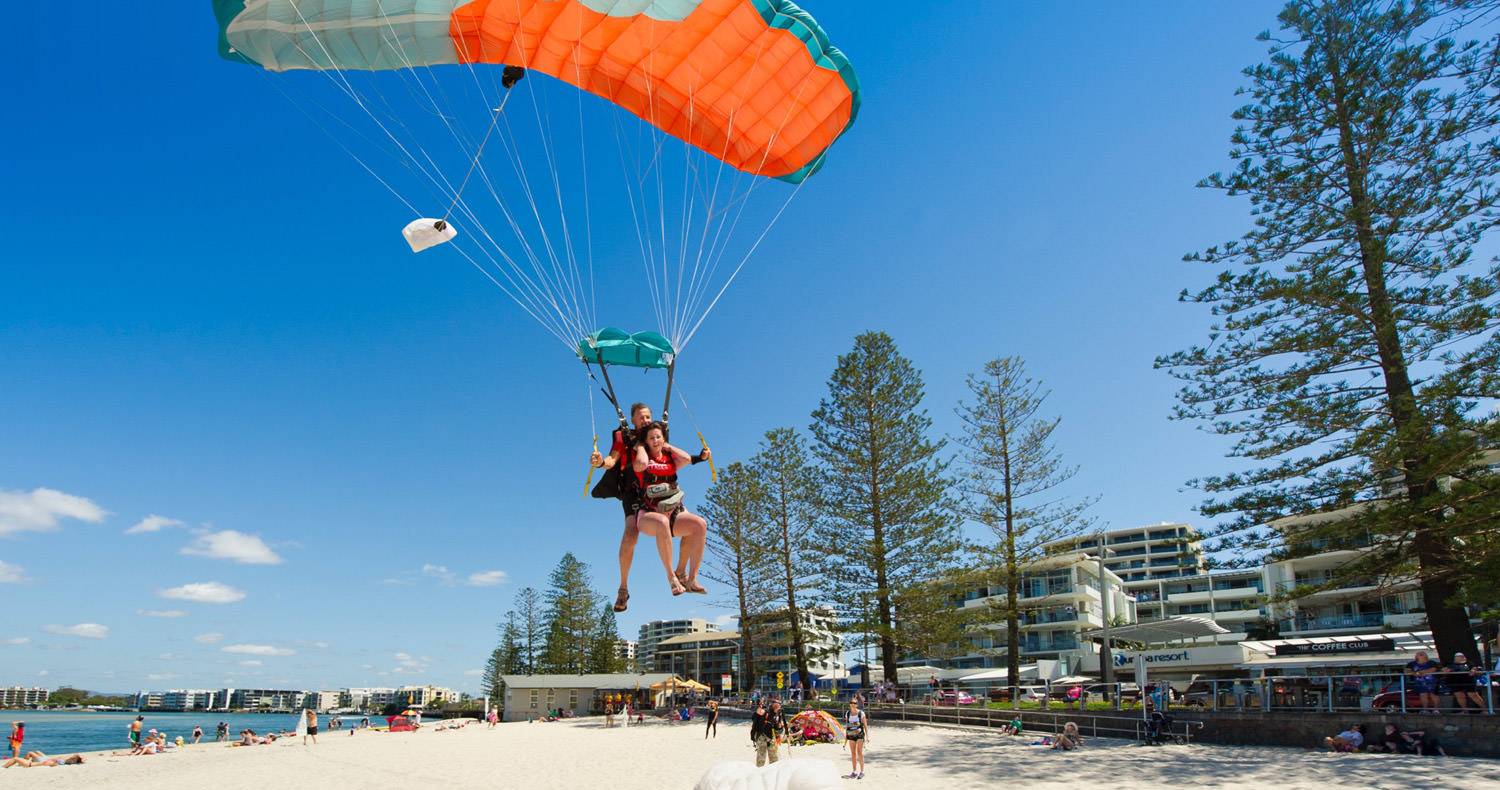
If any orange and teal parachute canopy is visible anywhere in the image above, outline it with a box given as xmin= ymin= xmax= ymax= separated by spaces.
xmin=213 ymin=0 xmax=860 ymax=183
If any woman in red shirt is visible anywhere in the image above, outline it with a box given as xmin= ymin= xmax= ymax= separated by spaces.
xmin=633 ymin=422 xmax=708 ymax=596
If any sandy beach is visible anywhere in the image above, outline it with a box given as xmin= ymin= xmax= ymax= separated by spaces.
xmin=3 ymin=717 xmax=1498 ymax=790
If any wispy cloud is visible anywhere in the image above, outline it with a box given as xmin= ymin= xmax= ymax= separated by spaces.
xmin=37 ymin=669 xmax=48 ymax=677
xmin=392 ymin=652 xmax=431 ymax=674
xmin=0 ymin=560 xmax=31 ymax=584
xmin=158 ymin=582 xmax=246 ymax=604
xmin=2 ymin=637 xmax=29 ymax=646
xmin=125 ymin=514 xmax=184 ymax=535
xmin=43 ymin=623 xmax=109 ymax=639
xmin=145 ymin=673 xmax=180 ymax=681
xmin=238 ymin=660 xmax=263 ymax=666
xmin=421 ymin=564 xmax=454 ymax=584
xmin=463 ymin=668 xmax=484 ymax=676
xmin=137 ymin=609 xmax=188 ymax=618
xmin=159 ymin=653 xmax=184 ymax=660
xmin=222 ymin=644 xmax=294 ymax=657
xmin=181 ymin=530 xmax=282 ymax=564
xmin=193 ymin=632 xmax=225 ymax=644
xmin=0 ymin=487 xmax=107 ymax=536
xmin=464 ymin=570 xmax=508 ymax=587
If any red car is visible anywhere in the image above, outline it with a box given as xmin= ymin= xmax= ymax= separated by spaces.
xmin=1370 ymin=681 xmax=1424 ymax=711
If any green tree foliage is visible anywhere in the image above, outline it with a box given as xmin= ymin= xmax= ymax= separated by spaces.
xmin=751 ymin=427 xmax=838 ymax=695
xmin=588 ymin=603 xmax=626 ymax=674
xmin=541 ymin=553 xmax=608 ymax=674
xmin=953 ymin=356 xmax=1096 ymax=692
xmin=1158 ymin=0 xmax=1500 ymax=661
xmin=514 ymin=586 xmax=544 ymax=673
xmin=700 ymin=461 xmax=778 ymax=690
xmin=809 ymin=331 xmax=966 ymax=682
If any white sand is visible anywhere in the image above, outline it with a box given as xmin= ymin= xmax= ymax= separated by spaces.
xmin=2 ymin=718 xmax=1497 ymax=790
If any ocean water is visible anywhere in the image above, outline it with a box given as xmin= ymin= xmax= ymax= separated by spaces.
xmin=5 ymin=711 xmax=372 ymax=756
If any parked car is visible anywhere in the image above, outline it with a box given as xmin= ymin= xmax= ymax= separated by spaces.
xmin=986 ymin=685 xmax=1047 ymax=703
xmin=1370 ymin=681 xmax=1423 ymax=711
xmin=933 ymin=689 xmax=976 ymax=706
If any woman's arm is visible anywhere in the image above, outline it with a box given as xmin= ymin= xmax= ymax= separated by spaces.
xmin=632 ymin=445 xmax=650 ymax=472
xmin=664 ymin=443 xmax=693 ymax=469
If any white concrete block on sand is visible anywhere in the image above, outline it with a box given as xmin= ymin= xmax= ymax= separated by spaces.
xmin=2 ymin=718 xmax=1498 ymax=790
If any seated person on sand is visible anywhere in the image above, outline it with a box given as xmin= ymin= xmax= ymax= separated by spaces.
xmin=1323 ymin=724 xmax=1364 ymax=752
xmin=1051 ymin=722 xmax=1083 ymax=751
xmin=3 ymin=752 xmax=85 ymax=768
xmin=1001 ymin=718 xmax=1023 ymax=736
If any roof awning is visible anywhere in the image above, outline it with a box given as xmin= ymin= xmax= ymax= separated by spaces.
xmin=957 ymin=666 xmax=1040 ymax=682
xmin=1237 ymin=653 xmax=1417 ymax=669
xmin=1078 ymin=616 xmax=1228 ymax=645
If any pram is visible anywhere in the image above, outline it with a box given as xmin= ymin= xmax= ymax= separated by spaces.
xmin=1142 ymin=711 xmax=1180 ymax=745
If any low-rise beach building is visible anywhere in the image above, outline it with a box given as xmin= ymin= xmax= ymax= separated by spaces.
xmin=498 ymin=673 xmax=675 ymax=723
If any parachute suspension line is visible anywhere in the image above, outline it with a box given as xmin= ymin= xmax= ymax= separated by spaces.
xmin=447 ymin=239 xmax=578 ymax=352
xmin=609 ymin=109 xmax=668 ymax=337
xmin=571 ymin=32 xmax=599 ymax=337
xmin=443 ymin=89 xmax=515 ymax=222
xmin=677 ymin=60 xmax=823 ymax=351
xmin=673 ymin=383 xmax=716 ymax=483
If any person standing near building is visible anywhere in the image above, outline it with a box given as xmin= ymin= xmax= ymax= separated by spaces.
xmin=703 ymin=700 xmax=719 ymax=739
xmin=1405 ymin=651 xmax=1441 ymax=713
xmin=127 ymin=716 xmax=144 ymax=749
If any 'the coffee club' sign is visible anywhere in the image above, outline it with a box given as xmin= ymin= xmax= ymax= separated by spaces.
xmin=1274 ymin=638 xmax=1395 ymax=656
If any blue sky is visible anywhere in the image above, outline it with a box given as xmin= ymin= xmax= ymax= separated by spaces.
xmin=1 ymin=2 xmax=1279 ymax=695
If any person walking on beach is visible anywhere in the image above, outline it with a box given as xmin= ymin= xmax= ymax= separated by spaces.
xmin=128 ymin=716 xmax=144 ymax=748
xmin=704 ymin=700 xmax=719 ymax=739
xmin=216 ymin=722 xmax=228 ymax=742
xmin=8 ymin=722 xmax=23 ymax=758
xmin=191 ymin=725 xmax=203 ymax=744
xmin=844 ymin=699 xmax=869 ymax=779
xmin=304 ymin=710 xmax=319 ymax=745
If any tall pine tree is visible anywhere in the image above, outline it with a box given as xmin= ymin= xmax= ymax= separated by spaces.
xmin=700 ymin=461 xmax=778 ymax=689
xmin=540 ymin=553 xmax=607 ymax=674
xmin=809 ymin=332 xmax=966 ymax=683
xmin=953 ymin=356 xmax=1096 ymax=695
xmin=1159 ymin=0 xmax=1500 ymax=661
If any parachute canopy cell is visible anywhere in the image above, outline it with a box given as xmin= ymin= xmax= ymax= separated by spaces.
xmin=578 ymin=328 xmax=675 ymax=369
xmin=213 ymin=0 xmax=861 ymax=183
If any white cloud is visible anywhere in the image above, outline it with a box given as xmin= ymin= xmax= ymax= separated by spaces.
xmin=421 ymin=564 xmax=454 ymax=584
xmin=0 ymin=560 xmax=31 ymax=584
xmin=158 ymin=653 xmax=184 ymax=660
xmin=0 ymin=487 xmax=107 ymax=536
xmin=312 ymin=642 xmax=328 ymax=649
xmin=711 ymin=614 xmax=737 ymax=630
xmin=181 ymin=530 xmax=282 ymax=565
xmin=464 ymin=570 xmax=508 ymax=587
xmin=43 ymin=623 xmax=109 ymax=639
xmin=2 ymin=637 xmax=29 ymax=646
xmin=125 ymin=514 xmax=185 ymax=535
xmin=145 ymin=673 xmax=179 ymax=681
xmin=37 ymin=669 xmax=48 ymax=676
xmin=238 ymin=660 xmax=263 ymax=666
xmin=158 ymin=582 xmax=246 ymax=604
xmin=222 ymin=644 xmax=294 ymax=657
xmin=193 ymin=632 xmax=225 ymax=644
xmin=137 ymin=609 xmax=188 ymax=618
xmin=463 ymin=668 xmax=484 ymax=676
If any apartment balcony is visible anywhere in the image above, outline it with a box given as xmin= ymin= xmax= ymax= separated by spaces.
xmin=1278 ymin=612 xmax=1384 ymax=633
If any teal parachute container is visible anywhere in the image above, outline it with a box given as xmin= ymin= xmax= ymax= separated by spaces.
xmin=577 ymin=328 xmax=675 ymax=370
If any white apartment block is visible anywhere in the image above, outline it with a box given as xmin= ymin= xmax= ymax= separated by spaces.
xmin=637 ymin=618 xmax=718 ymax=672
xmin=955 ymin=551 xmax=1137 ymax=666
xmin=395 ymin=685 xmax=456 ymax=706
xmin=741 ymin=607 xmax=845 ymax=686
xmin=158 ymin=689 xmax=220 ymax=711
xmin=0 ymin=687 xmax=49 ymax=706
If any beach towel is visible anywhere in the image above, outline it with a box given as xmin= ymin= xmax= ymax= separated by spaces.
xmin=694 ymin=758 xmax=841 ymax=790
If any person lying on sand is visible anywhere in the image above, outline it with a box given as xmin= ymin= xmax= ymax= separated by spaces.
xmin=2 ymin=753 xmax=84 ymax=768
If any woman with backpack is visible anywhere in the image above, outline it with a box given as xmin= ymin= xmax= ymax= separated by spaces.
xmin=844 ymin=699 xmax=869 ymax=779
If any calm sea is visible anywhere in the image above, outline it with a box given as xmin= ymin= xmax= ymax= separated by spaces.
xmin=5 ymin=710 xmax=366 ymax=756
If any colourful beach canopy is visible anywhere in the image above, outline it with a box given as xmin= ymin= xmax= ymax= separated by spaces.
xmin=213 ymin=0 xmax=860 ymax=183
xmin=578 ymin=328 xmax=676 ymax=369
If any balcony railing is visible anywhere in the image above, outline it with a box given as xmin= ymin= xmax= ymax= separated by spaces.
xmin=1279 ymin=612 xmax=1384 ymax=632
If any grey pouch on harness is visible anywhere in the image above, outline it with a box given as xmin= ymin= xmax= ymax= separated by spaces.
xmin=645 ymin=483 xmax=684 ymax=513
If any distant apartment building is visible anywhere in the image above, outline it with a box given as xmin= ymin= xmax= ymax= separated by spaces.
xmin=395 ymin=685 xmax=456 ymax=707
xmin=154 ymin=690 xmax=220 ymax=711
xmin=228 ymin=688 xmax=307 ymax=711
xmin=953 ymin=550 xmax=1138 ymax=667
xmin=638 ymin=618 xmax=718 ymax=672
xmin=654 ymin=631 xmax=741 ymax=694
xmin=615 ymin=639 xmax=638 ymax=672
xmin=0 ymin=687 xmax=49 ymax=707
xmin=740 ymin=607 xmax=845 ymax=688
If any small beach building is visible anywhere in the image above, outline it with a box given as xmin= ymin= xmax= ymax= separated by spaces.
xmin=498 ymin=673 xmax=675 ymax=722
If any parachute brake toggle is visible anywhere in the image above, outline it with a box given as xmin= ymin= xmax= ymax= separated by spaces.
xmin=402 ymin=218 xmax=457 ymax=253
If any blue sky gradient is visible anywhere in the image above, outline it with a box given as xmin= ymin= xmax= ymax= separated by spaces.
xmin=2 ymin=2 xmax=1278 ymax=694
